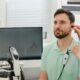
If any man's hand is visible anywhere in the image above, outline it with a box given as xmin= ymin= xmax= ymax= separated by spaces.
xmin=39 ymin=71 xmax=48 ymax=80
xmin=73 ymin=25 xmax=80 ymax=39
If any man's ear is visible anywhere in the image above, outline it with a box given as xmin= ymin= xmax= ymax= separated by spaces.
xmin=71 ymin=23 xmax=74 ymax=28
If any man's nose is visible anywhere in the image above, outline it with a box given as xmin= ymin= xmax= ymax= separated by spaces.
xmin=55 ymin=23 xmax=61 ymax=28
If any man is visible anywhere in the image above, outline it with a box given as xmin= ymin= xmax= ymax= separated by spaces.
xmin=40 ymin=9 xmax=80 ymax=80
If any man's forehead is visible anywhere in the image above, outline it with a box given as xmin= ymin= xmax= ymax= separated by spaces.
xmin=54 ymin=13 xmax=68 ymax=17
xmin=54 ymin=13 xmax=69 ymax=21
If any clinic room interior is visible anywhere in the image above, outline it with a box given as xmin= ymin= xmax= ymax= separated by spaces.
xmin=0 ymin=0 xmax=80 ymax=80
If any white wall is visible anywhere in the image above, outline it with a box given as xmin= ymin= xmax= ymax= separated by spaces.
xmin=0 ymin=0 xmax=6 ymax=27
xmin=7 ymin=0 xmax=43 ymax=27
xmin=47 ymin=0 xmax=58 ymax=41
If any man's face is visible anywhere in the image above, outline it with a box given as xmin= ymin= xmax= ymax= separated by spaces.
xmin=54 ymin=13 xmax=73 ymax=39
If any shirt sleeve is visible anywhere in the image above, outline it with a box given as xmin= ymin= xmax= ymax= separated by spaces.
xmin=78 ymin=59 xmax=80 ymax=78
xmin=78 ymin=40 xmax=80 ymax=78
xmin=40 ymin=46 xmax=49 ymax=71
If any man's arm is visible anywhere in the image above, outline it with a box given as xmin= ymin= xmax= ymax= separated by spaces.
xmin=72 ymin=46 xmax=80 ymax=80
xmin=72 ymin=45 xmax=80 ymax=59
xmin=39 ymin=71 xmax=48 ymax=80
xmin=73 ymin=25 xmax=80 ymax=39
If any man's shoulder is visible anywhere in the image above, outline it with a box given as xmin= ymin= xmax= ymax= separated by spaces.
xmin=43 ymin=40 xmax=57 ymax=55
xmin=43 ymin=40 xmax=56 ymax=50
xmin=42 ymin=40 xmax=57 ymax=58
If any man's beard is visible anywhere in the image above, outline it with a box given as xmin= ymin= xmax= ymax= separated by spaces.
xmin=54 ymin=30 xmax=71 ymax=39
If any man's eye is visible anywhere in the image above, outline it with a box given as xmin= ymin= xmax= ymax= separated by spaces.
xmin=54 ymin=21 xmax=57 ymax=24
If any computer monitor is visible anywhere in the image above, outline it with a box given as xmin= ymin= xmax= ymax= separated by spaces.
xmin=0 ymin=27 xmax=43 ymax=60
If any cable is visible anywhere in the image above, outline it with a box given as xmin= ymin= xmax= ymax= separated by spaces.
xmin=57 ymin=64 xmax=65 ymax=80
xmin=57 ymin=50 xmax=69 ymax=80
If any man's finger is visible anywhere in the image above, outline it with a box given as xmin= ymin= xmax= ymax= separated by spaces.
xmin=73 ymin=26 xmax=80 ymax=32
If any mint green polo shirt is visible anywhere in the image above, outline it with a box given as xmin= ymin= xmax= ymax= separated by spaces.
xmin=41 ymin=39 xmax=80 ymax=80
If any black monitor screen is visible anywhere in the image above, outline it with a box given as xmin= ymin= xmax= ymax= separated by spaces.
xmin=0 ymin=27 xmax=43 ymax=60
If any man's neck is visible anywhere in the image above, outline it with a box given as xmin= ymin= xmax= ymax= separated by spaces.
xmin=57 ymin=35 xmax=73 ymax=52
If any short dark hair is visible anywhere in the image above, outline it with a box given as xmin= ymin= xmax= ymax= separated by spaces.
xmin=54 ymin=9 xmax=75 ymax=23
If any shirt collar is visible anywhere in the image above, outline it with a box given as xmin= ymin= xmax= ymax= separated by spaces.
xmin=53 ymin=38 xmax=76 ymax=54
